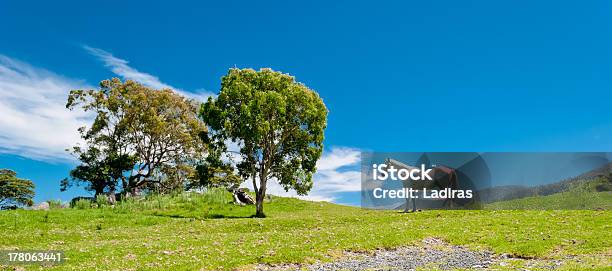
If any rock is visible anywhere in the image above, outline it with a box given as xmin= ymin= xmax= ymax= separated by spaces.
xmin=33 ymin=202 xmax=49 ymax=210
xmin=236 ymin=190 xmax=255 ymax=205
xmin=229 ymin=186 xmax=255 ymax=205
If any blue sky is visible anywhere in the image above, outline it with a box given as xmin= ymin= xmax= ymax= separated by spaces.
xmin=1 ymin=1 xmax=611 ymax=204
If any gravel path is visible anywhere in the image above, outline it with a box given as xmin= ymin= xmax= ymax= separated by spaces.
xmin=255 ymin=238 xmax=494 ymax=271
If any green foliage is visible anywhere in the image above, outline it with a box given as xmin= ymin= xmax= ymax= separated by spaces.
xmin=72 ymin=199 xmax=92 ymax=210
xmin=0 ymin=168 xmax=35 ymax=207
xmin=65 ymin=78 xmax=207 ymax=196
xmin=95 ymin=194 xmax=110 ymax=207
xmin=201 ymin=68 xmax=328 ymax=216
xmin=61 ymin=146 xmax=134 ymax=195
xmin=192 ymin=146 xmax=241 ymax=189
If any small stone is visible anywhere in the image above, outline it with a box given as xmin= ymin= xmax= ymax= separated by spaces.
xmin=32 ymin=202 xmax=49 ymax=210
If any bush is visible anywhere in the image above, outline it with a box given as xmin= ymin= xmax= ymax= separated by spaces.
xmin=95 ymin=195 xmax=110 ymax=207
xmin=73 ymin=199 xmax=92 ymax=209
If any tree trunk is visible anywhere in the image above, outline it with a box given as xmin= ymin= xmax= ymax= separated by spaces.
xmin=255 ymin=192 xmax=265 ymax=217
xmin=121 ymin=177 xmax=128 ymax=195
xmin=255 ymin=169 xmax=267 ymax=218
xmin=94 ymin=188 xmax=104 ymax=198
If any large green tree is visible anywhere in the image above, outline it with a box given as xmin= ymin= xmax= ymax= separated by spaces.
xmin=201 ymin=68 xmax=327 ymax=217
xmin=65 ymin=79 xmax=207 ymax=197
xmin=0 ymin=169 xmax=35 ymax=208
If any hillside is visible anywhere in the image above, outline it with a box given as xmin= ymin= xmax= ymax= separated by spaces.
xmin=478 ymin=163 xmax=612 ymax=204
xmin=485 ymin=190 xmax=612 ymax=210
xmin=486 ymin=177 xmax=612 ymax=210
xmin=0 ymin=191 xmax=610 ymax=270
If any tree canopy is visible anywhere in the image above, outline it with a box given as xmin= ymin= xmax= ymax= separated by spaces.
xmin=64 ymin=78 xmax=207 ymax=197
xmin=0 ymin=168 xmax=35 ymax=207
xmin=201 ymin=68 xmax=328 ymax=217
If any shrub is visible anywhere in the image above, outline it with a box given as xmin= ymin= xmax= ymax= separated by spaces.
xmin=73 ymin=199 xmax=92 ymax=209
xmin=95 ymin=195 xmax=110 ymax=207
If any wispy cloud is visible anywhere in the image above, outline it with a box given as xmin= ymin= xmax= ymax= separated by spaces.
xmin=312 ymin=147 xmax=361 ymax=194
xmin=83 ymin=46 xmax=213 ymax=101
xmin=0 ymin=55 xmax=90 ymax=161
xmin=252 ymin=147 xmax=362 ymax=202
xmin=0 ymin=48 xmax=212 ymax=162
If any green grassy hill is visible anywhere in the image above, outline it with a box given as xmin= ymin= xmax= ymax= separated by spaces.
xmin=485 ymin=190 xmax=612 ymax=210
xmin=486 ymin=177 xmax=612 ymax=210
xmin=0 ymin=190 xmax=610 ymax=270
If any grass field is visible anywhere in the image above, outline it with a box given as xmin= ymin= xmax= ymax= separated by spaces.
xmin=0 ymin=190 xmax=611 ymax=270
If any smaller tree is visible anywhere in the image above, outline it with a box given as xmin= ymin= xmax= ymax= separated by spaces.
xmin=65 ymin=79 xmax=207 ymax=196
xmin=0 ymin=169 xmax=35 ymax=208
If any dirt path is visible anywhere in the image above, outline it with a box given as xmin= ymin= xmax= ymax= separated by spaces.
xmin=254 ymin=238 xmax=568 ymax=271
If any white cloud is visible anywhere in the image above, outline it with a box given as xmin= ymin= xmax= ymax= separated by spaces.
xmin=83 ymin=46 xmax=214 ymax=101
xmin=0 ymin=48 xmax=212 ymax=162
xmin=245 ymin=147 xmax=362 ymax=202
xmin=312 ymin=147 xmax=361 ymax=192
xmin=0 ymin=55 xmax=91 ymax=161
